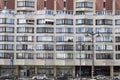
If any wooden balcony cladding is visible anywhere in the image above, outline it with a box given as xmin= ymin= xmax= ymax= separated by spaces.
xmin=37 ymin=0 xmax=44 ymax=10
xmin=56 ymin=0 xmax=64 ymax=10
xmin=96 ymin=0 xmax=104 ymax=10
xmin=7 ymin=0 xmax=15 ymax=9
xmin=66 ymin=0 xmax=73 ymax=10
xmin=115 ymin=0 xmax=120 ymax=10
xmin=0 ymin=0 xmax=4 ymax=9
xmin=105 ymin=0 xmax=112 ymax=10
xmin=46 ymin=0 xmax=54 ymax=10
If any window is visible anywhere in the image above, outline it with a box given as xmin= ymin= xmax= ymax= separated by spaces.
xmin=56 ymin=19 xmax=73 ymax=25
xmin=96 ymin=28 xmax=112 ymax=33
xmin=0 ymin=35 xmax=14 ymax=42
xmin=77 ymin=45 xmax=93 ymax=51
xmin=45 ymin=53 xmax=53 ymax=59
xmin=37 ymin=27 xmax=54 ymax=33
xmin=76 ymin=19 xmax=93 ymax=25
xmin=96 ymin=19 xmax=112 ymax=25
xmin=76 ymin=27 xmax=93 ymax=33
xmin=56 ymin=67 xmax=72 ymax=76
xmin=76 ymin=11 xmax=93 ymax=15
xmin=37 ymin=19 xmax=45 ymax=24
xmin=37 ymin=36 xmax=53 ymax=42
xmin=17 ymin=27 xmax=34 ymax=33
xmin=56 ymin=36 xmax=73 ymax=42
xmin=96 ymin=36 xmax=112 ymax=42
xmin=115 ymin=28 xmax=120 ymax=34
xmin=116 ymin=36 xmax=120 ymax=42
xmin=0 ymin=44 xmax=14 ymax=50
xmin=76 ymin=2 xmax=93 ymax=8
xmin=0 ymin=52 xmax=14 ymax=59
xmin=96 ymin=45 xmax=103 ymax=50
xmin=36 ymin=53 xmax=44 ymax=59
xmin=37 ymin=19 xmax=54 ymax=25
xmin=65 ymin=28 xmax=73 ymax=33
xmin=96 ymin=45 xmax=113 ymax=51
xmin=16 ymin=53 xmax=34 ymax=59
xmin=16 ymin=36 xmax=34 ymax=42
xmin=76 ymin=53 xmax=92 ymax=59
xmin=38 ymin=68 xmax=54 ymax=76
xmin=26 ymin=19 xmax=34 ymax=24
xmin=4 ymin=0 xmax=7 ymax=6
xmin=76 ymin=27 xmax=85 ymax=33
xmin=115 ymin=19 xmax=120 ymax=25
xmin=0 ymin=10 xmax=15 ymax=14
xmin=96 ymin=11 xmax=112 ymax=15
xmin=17 ymin=1 xmax=34 ymax=8
xmin=76 ymin=36 xmax=92 ymax=42
xmin=76 ymin=44 xmax=92 ymax=51
xmin=116 ymin=54 xmax=120 ymax=59
xmin=17 ymin=10 xmax=34 ymax=14
xmin=76 ymin=53 xmax=85 ymax=59
xmin=66 ymin=53 xmax=73 ymax=59
xmin=56 ymin=28 xmax=73 ymax=33
xmin=0 ymin=18 xmax=14 ymax=24
xmin=56 ymin=53 xmax=73 ymax=59
xmin=116 ymin=45 xmax=120 ymax=51
xmin=56 ymin=10 xmax=73 ymax=15
xmin=0 ymin=26 xmax=14 ymax=33
xmin=36 ymin=10 xmax=54 ymax=15
xmin=115 ymin=11 xmax=120 ymax=15
xmin=96 ymin=53 xmax=113 ymax=59
xmin=85 ymin=54 xmax=92 ymax=59
xmin=56 ymin=53 xmax=65 ymax=59
xmin=17 ymin=19 xmax=26 ymax=24
xmin=56 ymin=45 xmax=73 ymax=51
xmin=44 ymin=1 xmax=46 ymax=7
xmin=17 ymin=19 xmax=34 ymax=25
xmin=76 ymin=36 xmax=85 ymax=42
xmin=64 ymin=1 xmax=66 ymax=7
xmin=16 ymin=44 xmax=34 ymax=50
xmin=103 ymin=2 xmax=106 ymax=8
xmin=6 ymin=19 xmax=14 ymax=24
xmin=36 ymin=44 xmax=54 ymax=51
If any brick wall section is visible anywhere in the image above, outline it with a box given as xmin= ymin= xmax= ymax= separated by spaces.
xmin=37 ymin=0 xmax=44 ymax=10
xmin=66 ymin=0 xmax=73 ymax=10
xmin=46 ymin=0 xmax=54 ymax=10
xmin=56 ymin=0 xmax=64 ymax=10
xmin=105 ymin=0 xmax=112 ymax=10
xmin=115 ymin=0 xmax=120 ymax=10
xmin=96 ymin=0 xmax=103 ymax=10
xmin=0 ymin=0 xmax=4 ymax=9
xmin=7 ymin=0 xmax=15 ymax=9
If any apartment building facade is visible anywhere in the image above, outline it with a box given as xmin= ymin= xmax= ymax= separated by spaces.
xmin=0 ymin=0 xmax=120 ymax=78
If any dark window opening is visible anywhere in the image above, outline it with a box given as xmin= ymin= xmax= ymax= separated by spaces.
xmin=4 ymin=0 xmax=7 ymax=6
xmin=95 ymin=66 xmax=110 ymax=76
xmin=103 ymin=2 xmax=106 ymax=8
xmin=64 ymin=1 xmax=66 ymax=7
xmin=44 ymin=1 xmax=46 ymax=7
